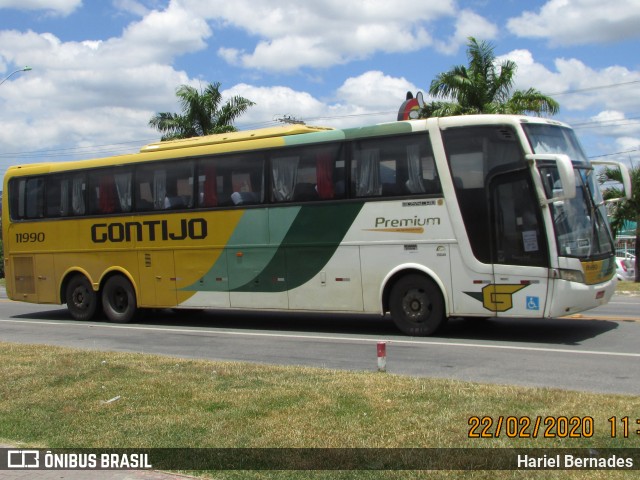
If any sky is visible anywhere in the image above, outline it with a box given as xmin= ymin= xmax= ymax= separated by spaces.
xmin=1 ymin=0 xmax=640 ymax=180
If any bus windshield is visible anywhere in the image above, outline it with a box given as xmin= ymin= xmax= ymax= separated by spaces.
xmin=523 ymin=124 xmax=614 ymax=259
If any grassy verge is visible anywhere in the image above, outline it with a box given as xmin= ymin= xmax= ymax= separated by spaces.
xmin=1 ymin=342 xmax=639 ymax=479
xmin=616 ymin=281 xmax=640 ymax=294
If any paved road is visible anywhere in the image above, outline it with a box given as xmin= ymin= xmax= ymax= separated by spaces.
xmin=1 ymin=293 xmax=638 ymax=478
xmin=1 ymin=291 xmax=639 ymax=395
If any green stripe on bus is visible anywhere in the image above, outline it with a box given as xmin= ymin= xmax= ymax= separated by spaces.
xmin=231 ymin=202 xmax=363 ymax=293
xmin=182 ymin=207 xmax=301 ymax=292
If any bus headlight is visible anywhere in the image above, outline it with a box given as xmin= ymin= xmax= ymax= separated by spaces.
xmin=559 ymin=269 xmax=585 ymax=284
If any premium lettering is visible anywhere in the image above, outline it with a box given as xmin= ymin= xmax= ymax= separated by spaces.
xmin=91 ymin=218 xmax=207 ymax=243
xmin=374 ymin=216 xmax=440 ymax=228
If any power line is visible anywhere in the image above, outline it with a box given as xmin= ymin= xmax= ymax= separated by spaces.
xmin=573 ymin=119 xmax=640 ymax=130
xmin=546 ymin=79 xmax=640 ymax=96
xmin=2 ymin=78 xmax=639 ymax=162
xmin=589 ymin=148 xmax=640 ymax=159
xmin=0 ymin=138 xmax=157 ymax=159
xmin=571 ymin=114 xmax=640 ymax=128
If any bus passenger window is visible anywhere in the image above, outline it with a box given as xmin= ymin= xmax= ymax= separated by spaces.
xmin=163 ymin=162 xmax=194 ymax=210
xmin=270 ymin=143 xmax=344 ymax=203
xmin=230 ymin=154 xmax=264 ymax=206
xmin=198 ymin=155 xmax=263 ymax=208
xmin=9 ymin=177 xmax=45 ymax=220
xmin=231 ymin=170 xmax=261 ymax=205
xmin=136 ymin=167 xmax=163 ymax=210
xmin=90 ymin=175 xmax=118 ymax=214
xmin=351 ymin=134 xmax=439 ymax=198
xmin=45 ymin=176 xmax=63 ymax=217
xmin=198 ymin=162 xmax=218 ymax=207
xmin=135 ymin=161 xmax=194 ymax=211
xmin=25 ymin=178 xmax=45 ymax=219
xmin=88 ymin=169 xmax=132 ymax=215
xmin=70 ymin=175 xmax=87 ymax=216
xmin=352 ymin=147 xmax=382 ymax=197
xmin=271 ymin=155 xmax=299 ymax=202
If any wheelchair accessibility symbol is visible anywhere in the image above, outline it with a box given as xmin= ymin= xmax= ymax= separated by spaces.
xmin=526 ymin=296 xmax=540 ymax=311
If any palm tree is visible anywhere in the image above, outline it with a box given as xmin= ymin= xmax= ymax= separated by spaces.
xmin=423 ymin=37 xmax=559 ymax=117
xmin=149 ymin=82 xmax=255 ymax=141
xmin=601 ymin=165 xmax=640 ymax=282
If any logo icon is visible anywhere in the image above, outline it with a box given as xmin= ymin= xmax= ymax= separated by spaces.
xmin=7 ymin=450 xmax=40 ymax=469
xmin=526 ymin=296 xmax=540 ymax=310
xmin=464 ymin=284 xmax=528 ymax=312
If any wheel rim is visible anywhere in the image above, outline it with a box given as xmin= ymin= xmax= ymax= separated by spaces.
xmin=109 ymin=287 xmax=128 ymax=313
xmin=402 ymin=287 xmax=432 ymax=323
xmin=72 ymin=286 xmax=91 ymax=310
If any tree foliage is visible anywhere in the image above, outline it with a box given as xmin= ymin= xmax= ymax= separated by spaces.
xmin=600 ymin=165 xmax=640 ymax=282
xmin=423 ymin=37 xmax=559 ymax=117
xmin=149 ymin=83 xmax=255 ymax=141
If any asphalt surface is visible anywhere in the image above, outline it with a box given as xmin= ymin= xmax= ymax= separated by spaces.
xmin=1 ymin=288 xmax=639 ymax=478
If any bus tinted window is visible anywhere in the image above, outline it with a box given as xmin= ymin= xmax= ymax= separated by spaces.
xmin=136 ymin=161 xmax=194 ymax=211
xmin=197 ymin=153 xmax=265 ymax=207
xmin=45 ymin=175 xmax=64 ymax=217
xmin=270 ymin=143 xmax=345 ymax=203
xmin=25 ymin=178 xmax=44 ymax=218
xmin=351 ymin=134 xmax=440 ymax=198
xmin=10 ymin=177 xmax=45 ymax=220
xmin=444 ymin=126 xmax=527 ymax=264
xmin=88 ymin=168 xmax=133 ymax=215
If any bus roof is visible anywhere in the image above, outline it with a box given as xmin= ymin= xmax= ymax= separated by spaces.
xmin=4 ymin=115 xmax=572 ymax=179
xmin=139 ymin=124 xmax=334 ymax=153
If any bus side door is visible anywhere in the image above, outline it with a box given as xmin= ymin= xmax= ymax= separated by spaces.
xmin=489 ymin=171 xmax=550 ymax=317
xmin=227 ymin=209 xmax=289 ymax=309
xmin=137 ymin=251 xmax=178 ymax=307
xmin=10 ymin=255 xmax=57 ymax=304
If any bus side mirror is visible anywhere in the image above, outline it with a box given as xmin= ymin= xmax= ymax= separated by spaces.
xmin=591 ymin=160 xmax=632 ymax=202
xmin=527 ymin=153 xmax=576 ymax=204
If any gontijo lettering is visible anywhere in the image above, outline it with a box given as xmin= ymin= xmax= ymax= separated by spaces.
xmin=91 ymin=218 xmax=207 ymax=243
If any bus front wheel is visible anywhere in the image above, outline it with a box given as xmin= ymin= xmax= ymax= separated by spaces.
xmin=389 ymin=274 xmax=445 ymax=336
xmin=65 ymin=275 xmax=99 ymax=321
xmin=102 ymin=275 xmax=137 ymax=323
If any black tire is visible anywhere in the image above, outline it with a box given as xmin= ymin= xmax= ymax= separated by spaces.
xmin=102 ymin=275 xmax=137 ymax=323
xmin=65 ymin=275 xmax=99 ymax=321
xmin=389 ymin=274 xmax=445 ymax=336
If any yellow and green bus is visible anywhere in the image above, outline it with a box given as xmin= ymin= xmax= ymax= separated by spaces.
xmin=2 ymin=115 xmax=630 ymax=335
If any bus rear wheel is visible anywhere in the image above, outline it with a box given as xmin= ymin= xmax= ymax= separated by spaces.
xmin=389 ymin=274 xmax=445 ymax=336
xmin=102 ymin=275 xmax=137 ymax=323
xmin=65 ymin=275 xmax=99 ymax=321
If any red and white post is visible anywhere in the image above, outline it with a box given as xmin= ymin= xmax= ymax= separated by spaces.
xmin=377 ymin=342 xmax=387 ymax=372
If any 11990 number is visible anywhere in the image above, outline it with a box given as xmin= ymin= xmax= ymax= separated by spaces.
xmin=15 ymin=232 xmax=46 ymax=243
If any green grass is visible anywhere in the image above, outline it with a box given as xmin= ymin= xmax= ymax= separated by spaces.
xmin=0 ymin=342 xmax=639 ymax=479
xmin=616 ymin=281 xmax=640 ymax=294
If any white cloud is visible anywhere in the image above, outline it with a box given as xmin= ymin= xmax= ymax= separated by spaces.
xmin=2 ymin=0 xmax=637 ymax=169
xmin=586 ymin=111 xmax=640 ymax=145
xmin=336 ymin=71 xmax=418 ymax=110
xmin=0 ymin=2 xmax=210 ymax=69
xmin=112 ymin=0 xmax=150 ymax=17
xmin=507 ymin=0 xmax=640 ymax=45
xmin=497 ymin=49 xmax=640 ymax=113
xmin=0 ymin=0 xmax=82 ymax=16
xmin=193 ymin=0 xmax=459 ymax=71
xmin=493 ymin=49 xmax=640 ymax=158
xmin=0 ymin=3 xmax=211 ymax=156
xmin=226 ymin=71 xmax=419 ymax=130
xmin=224 ymin=84 xmax=327 ymax=125
xmin=613 ymin=136 xmax=640 ymax=155
xmin=435 ymin=9 xmax=499 ymax=55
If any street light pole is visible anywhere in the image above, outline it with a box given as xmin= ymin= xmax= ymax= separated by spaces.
xmin=0 ymin=66 xmax=32 ymax=86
